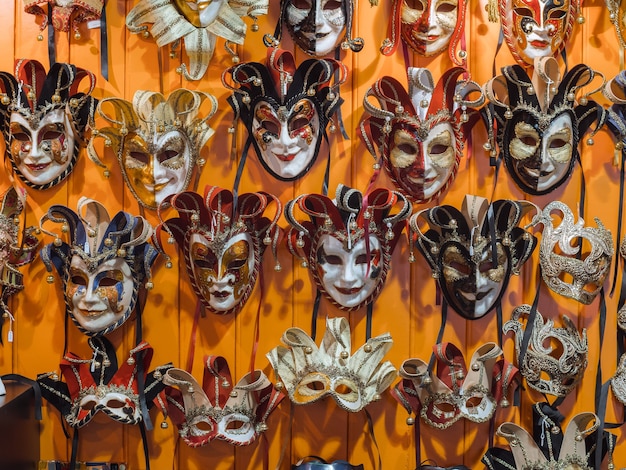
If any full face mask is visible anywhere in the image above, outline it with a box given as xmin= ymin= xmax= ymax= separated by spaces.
xmin=40 ymin=198 xmax=159 ymax=336
xmin=24 ymin=0 xmax=103 ymax=39
xmin=0 ymin=59 xmax=97 ymax=190
xmin=487 ymin=0 xmax=582 ymax=67
xmin=223 ymin=47 xmax=345 ymax=182
xmin=504 ymin=305 xmax=588 ymax=397
xmin=0 ymin=187 xmax=39 ymax=343
xmin=411 ymin=195 xmax=536 ymax=319
xmin=284 ymin=184 xmax=410 ymax=311
xmin=126 ymin=0 xmax=268 ymax=80
xmin=155 ymin=186 xmax=282 ymax=315
xmin=484 ymin=57 xmax=604 ymax=195
xmin=271 ymin=0 xmax=375 ymax=56
xmin=88 ymin=89 xmax=217 ymax=210
xmin=380 ymin=0 xmax=468 ymax=65
xmin=360 ymin=67 xmax=483 ymax=204
xmin=531 ymin=201 xmax=613 ymax=304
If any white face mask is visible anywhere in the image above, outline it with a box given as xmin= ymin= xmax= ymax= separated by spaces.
xmin=122 ymin=130 xmax=193 ymax=209
xmin=401 ymin=0 xmax=458 ymax=56
xmin=9 ymin=109 xmax=75 ymax=186
xmin=252 ymin=100 xmax=320 ymax=179
xmin=315 ymin=234 xmax=382 ymax=309
xmin=66 ymin=256 xmax=135 ymax=334
xmin=389 ymin=123 xmax=457 ymax=200
xmin=285 ymin=0 xmax=346 ymax=56
xmin=507 ymin=113 xmax=573 ymax=193
xmin=189 ymin=232 xmax=255 ymax=313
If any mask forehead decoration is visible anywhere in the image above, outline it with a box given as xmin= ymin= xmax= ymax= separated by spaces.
xmin=40 ymin=198 xmax=159 ymax=337
xmin=359 ymin=67 xmax=484 ymax=204
xmin=504 ymin=305 xmax=588 ymax=397
xmin=126 ymin=0 xmax=268 ymax=81
xmin=24 ymin=0 xmax=103 ymax=39
xmin=411 ymin=195 xmax=536 ymax=320
xmin=381 ymin=0 xmax=468 ymax=66
xmin=270 ymin=0 xmax=376 ymax=56
xmin=267 ymin=317 xmax=396 ymax=411
xmin=0 ymin=187 xmax=39 ymax=344
xmin=284 ymin=184 xmax=410 ymax=311
xmin=531 ymin=201 xmax=613 ymax=304
xmin=155 ymin=186 xmax=282 ymax=315
xmin=486 ymin=0 xmax=581 ymax=67
xmin=484 ymin=58 xmax=605 ymax=195
xmin=223 ymin=47 xmax=346 ymax=181
xmin=0 ymin=59 xmax=97 ymax=190
xmin=37 ymin=336 xmax=171 ymax=428
xmin=163 ymin=355 xmax=284 ymax=447
xmin=88 ymin=89 xmax=217 ymax=210
xmin=393 ymin=342 xmax=519 ymax=429
xmin=483 ymin=402 xmax=616 ymax=470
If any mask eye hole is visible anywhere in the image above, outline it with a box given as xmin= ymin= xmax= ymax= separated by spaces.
xmin=306 ymin=381 xmax=326 ymax=391
xmin=479 ymin=260 xmax=494 ymax=273
xmin=98 ymin=277 xmax=118 ymax=287
xmin=405 ymin=0 xmax=425 ymax=11
xmin=158 ymin=149 xmax=179 ymax=162
xmin=290 ymin=117 xmax=310 ymax=133
xmin=195 ymin=420 xmax=214 ymax=432
xmin=71 ymin=275 xmax=87 ymax=286
xmin=193 ymin=251 xmax=217 ymax=269
xmin=355 ymin=254 xmax=369 ymax=265
xmin=226 ymin=420 xmax=247 ymax=430
xmin=437 ymin=2 xmax=456 ymax=13
xmin=291 ymin=0 xmax=312 ymax=8
xmin=520 ymin=136 xmax=537 ymax=146
xmin=397 ymin=143 xmax=417 ymax=154
xmin=227 ymin=258 xmax=247 ymax=270
xmin=513 ymin=7 xmax=534 ymax=17
xmin=42 ymin=130 xmax=62 ymax=141
xmin=106 ymin=399 xmax=126 ymax=409
xmin=11 ymin=132 xmax=30 ymax=142
xmin=448 ymin=261 xmax=471 ymax=276
xmin=548 ymin=9 xmax=567 ymax=20
xmin=261 ymin=120 xmax=280 ymax=135
xmin=324 ymin=0 xmax=342 ymax=9
xmin=334 ymin=383 xmax=355 ymax=395
xmin=323 ymin=254 xmax=343 ymax=265
xmin=549 ymin=138 xmax=568 ymax=149
xmin=81 ymin=400 xmax=98 ymax=411
xmin=430 ymin=144 xmax=448 ymax=155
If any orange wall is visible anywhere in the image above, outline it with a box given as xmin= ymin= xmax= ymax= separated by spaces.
xmin=0 ymin=1 xmax=624 ymax=469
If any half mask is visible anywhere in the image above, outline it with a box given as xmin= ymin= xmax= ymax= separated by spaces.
xmin=271 ymin=0 xmax=375 ymax=56
xmin=155 ymin=186 xmax=281 ymax=315
xmin=393 ymin=342 xmax=518 ymax=429
xmin=503 ymin=305 xmax=588 ymax=397
xmin=0 ymin=59 xmax=97 ymax=190
xmin=411 ymin=195 xmax=536 ymax=319
xmin=126 ymin=0 xmax=268 ymax=80
xmin=380 ymin=0 xmax=468 ymax=65
xmin=88 ymin=89 xmax=217 ymax=210
xmin=37 ymin=336 xmax=171 ymax=428
xmin=223 ymin=47 xmax=345 ymax=181
xmin=489 ymin=0 xmax=582 ymax=67
xmin=360 ymin=67 xmax=483 ymax=203
xmin=532 ymin=201 xmax=613 ymax=304
xmin=483 ymin=402 xmax=615 ymax=470
xmin=267 ymin=316 xmax=396 ymax=412
xmin=163 ymin=355 xmax=283 ymax=447
xmin=40 ymin=198 xmax=159 ymax=337
xmin=0 ymin=187 xmax=39 ymax=343
xmin=24 ymin=0 xmax=103 ymax=39
xmin=484 ymin=58 xmax=603 ymax=195
xmin=284 ymin=184 xmax=410 ymax=311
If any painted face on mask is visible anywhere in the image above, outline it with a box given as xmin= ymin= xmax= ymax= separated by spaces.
xmin=507 ymin=0 xmax=571 ymax=65
xmin=66 ymin=256 xmax=135 ymax=334
xmin=121 ymin=130 xmax=192 ymax=209
xmin=506 ymin=113 xmax=574 ymax=194
xmin=440 ymin=243 xmax=508 ymax=319
xmin=388 ymin=122 xmax=457 ymax=200
xmin=252 ymin=99 xmax=320 ymax=179
xmin=401 ymin=0 xmax=458 ymax=56
xmin=285 ymin=0 xmax=347 ymax=56
xmin=172 ymin=0 xmax=224 ymax=27
xmin=9 ymin=109 xmax=75 ymax=187
xmin=315 ymin=234 xmax=382 ymax=309
xmin=189 ymin=232 xmax=255 ymax=313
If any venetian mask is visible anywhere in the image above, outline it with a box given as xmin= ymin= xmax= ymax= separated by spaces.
xmin=285 ymin=184 xmax=410 ymax=311
xmin=412 ymin=196 xmax=536 ymax=319
xmin=40 ymin=198 xmax=159 ymax=336
xmin=24 ymin=0 xmax=103 ymax=38
xmin=497 ymin=0 xmax=580 ymax=67
xmin=224 ymin=48 xmax=345 ymax=181
xmin=360 ymin=67 xmax=483 ymax=203
xmin=126 ymin=0 xmax=269 ymax=80
xmin=0 ymin=59 xmax=97 ymax=190
xmin=88 ymin=89 xmax=217 ymax=210
xmin=484 ymin=58 xmax=602 ymax=195
xmin=156 ymin=186 xmax=281 ymax=315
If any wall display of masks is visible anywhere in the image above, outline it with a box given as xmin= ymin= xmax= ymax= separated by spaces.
xmin=2 ymin=1 xmax=626 ymax=470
